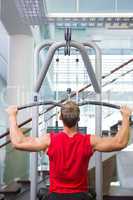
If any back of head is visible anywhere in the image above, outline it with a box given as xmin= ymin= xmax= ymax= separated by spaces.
xmin=61 ymin=101 xmax=80 ymax=128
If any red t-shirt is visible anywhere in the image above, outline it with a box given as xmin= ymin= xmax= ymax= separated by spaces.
xmin=47 ymin=131 xmax=93 ymax=193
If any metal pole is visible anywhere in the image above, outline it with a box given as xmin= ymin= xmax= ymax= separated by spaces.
xmin=94 ymin=44 xmax=103 ymax=200
xmin=30 ymin=94 xmax=39 ymax=200
xmin=83 ymin=41 xmax=103 ymax=200
xmin=30 ymin=41 xmax=54 ymax=200
xmin=30 ymin=41 xmax=46 ymax=200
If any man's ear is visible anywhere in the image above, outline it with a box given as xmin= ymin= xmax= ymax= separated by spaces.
xmin=78 ymin=117 xmax=80 ymax=122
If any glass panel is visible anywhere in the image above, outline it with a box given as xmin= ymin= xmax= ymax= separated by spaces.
xmin=79 ymin=0 xmax=115 ymax=12
xmin=101 ymin=55 xmax=133 ymax=195
xmin=4 ymin=142 xmax=29 ymax=184
xmin=46 ymin=0 xmax=76 ymax=13
xmin=117 ymin=0 xmax=133 ymax=11
xmin=52 ymin=54 xmax=93 ymax=92
xmin=1 ymin=132 xmax=30 ymax=185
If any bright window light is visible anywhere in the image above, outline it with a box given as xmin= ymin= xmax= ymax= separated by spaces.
xmin=48 ymin=12 xmax=133 ymax=18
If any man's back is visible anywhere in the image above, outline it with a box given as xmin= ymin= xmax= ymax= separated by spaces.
xmin=47 ymin=131 xmax=93 ymax=193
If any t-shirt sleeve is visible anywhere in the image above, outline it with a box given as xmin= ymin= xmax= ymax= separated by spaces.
xmin=85 ymin=134 xmax=94 ymax=157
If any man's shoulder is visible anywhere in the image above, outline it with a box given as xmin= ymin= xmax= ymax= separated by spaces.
xmin=48 ymin=131 xmax=63 ymax=138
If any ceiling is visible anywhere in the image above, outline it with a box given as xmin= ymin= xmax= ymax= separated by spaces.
xmin=0 ymin=0 xmax=131 ymax=52
xmin=1 ymin=1 xmax=133 ymax=63
xmin=1 ymin=0 xmax=133 ymax=42
xmin=0 ymin=0 xmax=31 ymax=35
xmin=11 ymin=0 xmax=133 ymax=28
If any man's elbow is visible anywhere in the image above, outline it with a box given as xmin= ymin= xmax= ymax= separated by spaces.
xmin=115 ymin=140 xmax=128 ymax=151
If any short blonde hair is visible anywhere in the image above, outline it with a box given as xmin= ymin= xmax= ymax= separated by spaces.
xmin=61 ymin=101 xmax=80 ymax=128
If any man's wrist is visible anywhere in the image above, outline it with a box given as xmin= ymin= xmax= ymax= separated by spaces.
xmin=122 ymin=116 xmax=130 ymax=121
xmin=9 ymin=114 xmax=17 ymax=119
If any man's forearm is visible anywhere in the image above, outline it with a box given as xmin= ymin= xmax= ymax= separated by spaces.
xmin=116 ymin=116 xmax=130 ymax=146
xmin=9 ymin=115 xmax=25 ymax=146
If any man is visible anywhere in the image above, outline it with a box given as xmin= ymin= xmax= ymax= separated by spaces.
xmin=6 ymin=101 xmax=131 ymax=200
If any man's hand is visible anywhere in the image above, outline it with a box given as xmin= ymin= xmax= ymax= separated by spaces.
xmin=120 ymin=106 xmax=132 ymax=119
xmin=6 ymin=105 xmax=18 ymax=116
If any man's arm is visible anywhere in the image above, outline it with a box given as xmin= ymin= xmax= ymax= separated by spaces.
xmin=91 ymin=106 xmax=132 ymax=152
xmin=6 ymin=106 xmax=50 ymax=152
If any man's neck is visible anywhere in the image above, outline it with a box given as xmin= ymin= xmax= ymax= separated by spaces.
xmin=63 ymin=126 xmax=77 ymax=137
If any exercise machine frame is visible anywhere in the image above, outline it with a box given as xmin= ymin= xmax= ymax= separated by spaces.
xmin=30 ymin=38 xmax=102 ymax=200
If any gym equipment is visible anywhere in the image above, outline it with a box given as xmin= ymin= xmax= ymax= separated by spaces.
xmin=78 ymin=101 xmax=120 ymax=110
xmin=7 ymin=35 xmax=103 ymax=200
xmin=17 ymin=101 xmax=63 ymax=111
xmin=16 ymin=100 xmax=120 ymax=111
xmin=64 ymin=27 xmax=71 ymax=55
xmin=1 ymin=29 xmax=133 ymax=200
xmin=55 ymin=57 xmax=59 ymax=133
xmin=1 ymin=100 xmax=132 ymax=149
xmin=66 ymin=88 xmax=72 ymax=100
xmin=75 ymin=51 xmax=80 ymax=103
xmin=16 ymin=100 xmax=121 ymax=111
xmin=1 ymin=58 xmax=132 ymax=140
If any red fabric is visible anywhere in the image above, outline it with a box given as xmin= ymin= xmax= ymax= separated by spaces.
xmin=47 ymin=131 xmax=93 ymax=194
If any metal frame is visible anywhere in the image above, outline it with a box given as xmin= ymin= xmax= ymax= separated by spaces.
xmin=30 ymin=42 xmax=53 ymax=200
xmin=34 ymin=41 xmax=101 ymax=93
xmin=92 ymin=43 xmax=102 ymax=200
xmin=83 ymin=41 xmax=102 ymax=200
xmin=18 ymin=101 xmax=120 ymax=111
xmin=30 ymin=94 xmax=39 ymax=200
xmin=30 ymin=40 xmax=102 ymax=200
